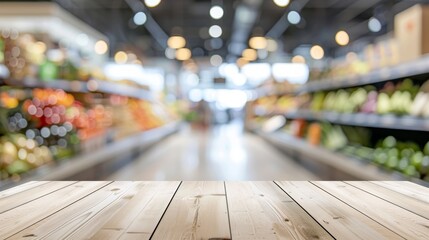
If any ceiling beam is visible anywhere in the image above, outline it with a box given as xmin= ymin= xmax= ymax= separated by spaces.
xmin=125 ymin=0 xmax=169 ymax=49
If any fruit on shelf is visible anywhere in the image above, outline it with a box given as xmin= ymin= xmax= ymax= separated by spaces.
xmin=307 ymin=123 xmax=321 ymax=145
xmin=271 ymin=117 xmax=429 ymax=181
xmin=0 ymin=86 xmax=173 ymax=180
xmin=0 ymin=134 xmax=53 ymax=180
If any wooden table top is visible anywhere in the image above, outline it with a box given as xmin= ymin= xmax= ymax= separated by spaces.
xmin=0 ymin=181 xmax=428 ymax=240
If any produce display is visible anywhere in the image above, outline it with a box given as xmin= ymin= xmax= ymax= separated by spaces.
xmin=253 ymin=78 xmax=429 ymax=118
xmin=253 ymin=116 xmax=429 ymax=181
xmin=0 ymin=87 xmax=173 ymax=180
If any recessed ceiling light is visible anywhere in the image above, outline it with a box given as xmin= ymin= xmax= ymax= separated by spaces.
xmin=210 ymin=6 xmax=224 ymax=19
xmin=176 ymin=48 xmax=192 ymax=61
xmin=310 ymin=45 xmax=324 ymax=60
xmin=94 ymin=40 xmax=108 ymax=55
xmin=273 ymin=0 xmax=290 ymax=7
xmin=335 ymin=30 xmax=350 ymax=46
xmin=209 ymin=25 xmax=222 ymax=38
xmin=249 ymin=37 xmax=267 ymax=49
xmin=291 ymin=55 xmax=306 ymax=64
xmin=210 ymin=55 xmax=223 ymax=66
xmin=114 ymin=51 xmax=128 ymax=64
xmin=287 ymin=11 xmax=301 ymax=25
xmin=368 ymin=17 xmax=382 ymax=32
xmin=144 ymin=0 xmax=161 ymax=8
xmin=133 ymin=12 xmax=147 ymax=25
xmin=167 ymin=36 xmax=186 ymax=49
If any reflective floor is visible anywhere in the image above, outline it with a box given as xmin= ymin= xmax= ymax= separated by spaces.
xmin=108 ymin=121 xmax=319 ymax=180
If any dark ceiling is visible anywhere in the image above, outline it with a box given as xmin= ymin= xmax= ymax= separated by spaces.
xmin=5 ymin=0 xmax=427 ymax=59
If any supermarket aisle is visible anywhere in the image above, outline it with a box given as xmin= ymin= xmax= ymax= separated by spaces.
xmin=109 ymin=121 xmax=318 ymax=180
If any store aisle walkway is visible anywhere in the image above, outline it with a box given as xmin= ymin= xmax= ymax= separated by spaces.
xmin=108 ymin=121 xmax=319 ymax=180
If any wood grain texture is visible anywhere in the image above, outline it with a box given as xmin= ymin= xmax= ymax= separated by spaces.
xmin=91 ymin=181 xmax=180 ymax=240
xmin=0 ymin=181 xmax=76 ymax=214
xmin=0 ymin=181 xmax=110 ymax=239
xmin=276 ymin=181 xmax=403 ymax=240
xmin=8 ymin=181 xmax=135 ymax=239
xmin=346 ymin=181 xmax=429 ymax=220
xmin=372 ymin=181 xmax=429 ymax=204
xmin=151 ymin=181 xmax=231 ymax=240
xmin=313 ymin=181 xmax=429 ymax=240
xmin=0 ymin=181 xmax=48 ymax=200
xmin=225 ymin=181 xmax=333 ymax=240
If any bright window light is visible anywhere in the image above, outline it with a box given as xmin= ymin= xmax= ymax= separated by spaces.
xmin=216 ymin=89 xmax=248 ymax=109
xmin=272 ymin=63 xmax=309 ymax=84
xmin=241 ymin=63 xmax=271 ymax=86
xmin=189 ymin=89 xmax=203 ymax=102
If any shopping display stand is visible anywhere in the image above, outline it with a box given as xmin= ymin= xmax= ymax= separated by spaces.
xmin=249 ymin=55 xmax=429 ymax=186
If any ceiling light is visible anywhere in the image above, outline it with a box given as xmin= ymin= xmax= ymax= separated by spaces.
xmin=266 ymin=38 xmax=278 ymax=52
xmin=335 ymin=30 xmax=350 ymax=46
xmin=368 ymin=17 xmax=382 ymax=33
xmin=133 ymin=12 xmax=147 ymax=25
xmin=165 ymin=48 xmax=176 ymax=59
xmin=242 ymin=48 xmax=257 ymax=61
xmin=210 ymin=6 xmax=224 ymax=20
xmin=237 ymin=57 xmax=249 ymax=67
xmin=273 ymin=0 xmax=290 ymax=7
xmin=114 ymin=51 xmax=128 ymax=64
xmin=176 ymin=48 xmax=192 ymax=61
xmin=287 ymin=11 xmax=301 ymax=25
xmin=249 ymin=36 xmax=267 ymax=49
xmin=258 ymin=49 xmax=268 ymax=59
xmin=94 ymin=40 xmax=108 ymax=54
xmin=310 ymin=45 xmax=324 ymax=60
xmin=291 ymin=55 xmax=306 ymax=64
xmin=210 ymin=55 xmax=223 ymax=66
xmin=167 ymin=36 xmax=186 ymax=49
xmin=209 ymin=25 xmax=222 ymax=38
xmin=144 ymin=0 xmax=161 ymax=8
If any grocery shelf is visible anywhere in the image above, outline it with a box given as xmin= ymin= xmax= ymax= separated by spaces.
xmin=253 ymin=55 xmax=429 ymax=98
xmin=254 ymin=110 xmax=429 ymax=131
xmin=251 ymin=127 xmax=429 ymax=186
xmin=283 ymin=110 xmax=429 ymax=131
xmin=0 ymin=121 xmax=182 ymax=190
xmin=298 ymin=55 xmax=429 ymax=94
xmin=2 ymin=78 xmax=156 ymax=102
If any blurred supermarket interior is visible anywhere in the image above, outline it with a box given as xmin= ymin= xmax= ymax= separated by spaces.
xmin=1 ymin=0 xmax=429 ymax=189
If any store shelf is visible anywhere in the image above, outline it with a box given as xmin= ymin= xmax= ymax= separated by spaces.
xmin=298 ymin=55 xmax=429 ymax=94
xmin=0 ymin=121 xmax=182 ymax=190
xmin=253 ymin=55 xmax=429 ymax=98
xmin=252 ymin=128 xmax=428 ymax=186
xmin=254 ymin=109 xmax=429 ymax=131
xmin=2 ymin=78 xmax=156 ymax=102
xmin=282 ymin=110 xmax=429 ymax=131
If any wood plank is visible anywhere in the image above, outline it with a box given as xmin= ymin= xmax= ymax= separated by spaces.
xmin=90 ymin=181 xmax=180 ymax=240
xmin=0 ymin=181 xmax=76 ymax=214
xmin=346 ymin=181 xmax=429 ymax=220
xmin=275 ymin=181 xmax=403 ymax=240
xmin=225 ymin=181 xmax=333 ymax=240
xmin=0 ymin=181 xmax=110 ymax=238
xmin=313 ymin=181 xmax=429 ymax=240
xmin=0 ymin=181 xmax=48 ymax=199
xmin=151 ymin=181 xmax=231 ymax=240
xmin=9 ymin=181 xmax=137 ymax=240
xmin=372 ymin=181 xmax=429 ymax=204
